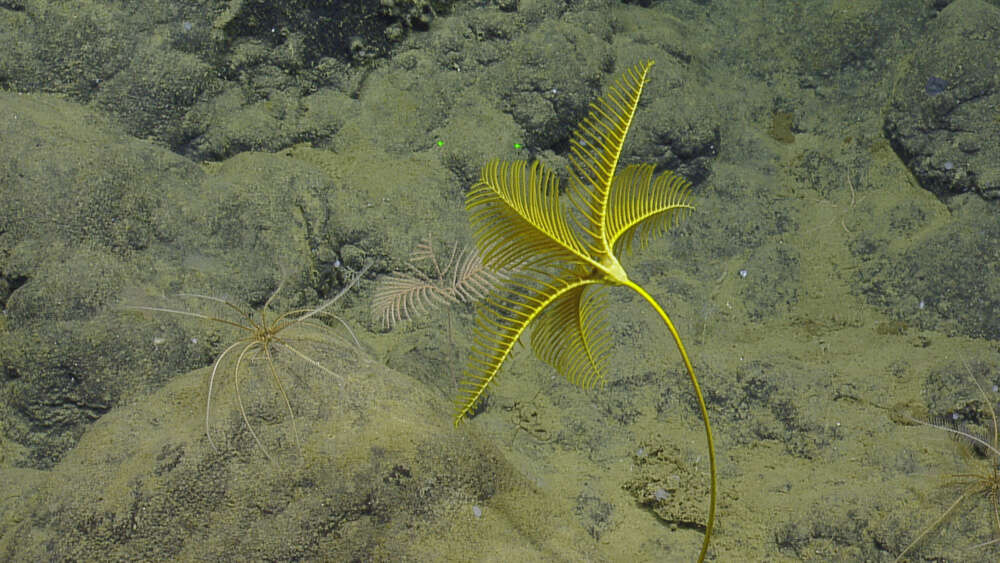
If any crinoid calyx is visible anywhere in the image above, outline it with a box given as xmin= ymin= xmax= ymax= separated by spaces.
xmin=455 ymin=60 xmax=716 ymax=561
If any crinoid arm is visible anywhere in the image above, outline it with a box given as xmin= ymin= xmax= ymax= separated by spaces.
xmin=566 ymin=60 xmax=656 ymax=264
xmin=468 ymin=159 xmax=591 ymax=271
xmin=905 ymin=415 xmax=1000 ymax=461
xmin=604 ymin=163 xmax=695 ymax=257
xmin=454 ymin=270 xmax=606 ymax=424
xmin=451 ymin=243 xmax=503 ymax=303
xmin=293 ymin=260 xmax=373 ymax=325
xmin=530 ymin=282 xmax=612 ymax=390
xmin=371 ymin=239 xmax=502 ymax=330
xmin=895 ymin=489 xmax=975 ymax=562
xmin=371 ymin=270 xmax=453 ymax=329
xmin=204 ymin=340 xmax=250 ymax=455
xmin=122 ymin=301 xmax=251 ymax=332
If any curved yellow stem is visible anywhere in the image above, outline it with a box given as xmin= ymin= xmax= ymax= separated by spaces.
xmin=625 ymin=279 xmax=716 ymax=563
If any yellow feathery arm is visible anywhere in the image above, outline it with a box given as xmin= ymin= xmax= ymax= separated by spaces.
xmin=468 ymin=159 xmax=593 ymax=272
xmin=606 ymin=163 xmax=694 ymax=257
xmin=567 ymin=60 xmax=655 ymax=259
xmin=454 ymin=272 xmax=595 ymax=425
xmin=531 ymin=283 xmax=611 ymax=390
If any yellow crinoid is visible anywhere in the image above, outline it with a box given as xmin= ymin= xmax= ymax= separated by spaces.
xmin=454 ymin=60 xmax=716 ymax=561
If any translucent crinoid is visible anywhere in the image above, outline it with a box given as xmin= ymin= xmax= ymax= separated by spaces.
xmin=371 ymin=235 xmax=501 ymax=330
xmin=126 ymin=263 xmax=370 ymax=460
xmin=897 ymin=360 xmax=1000 ymax=561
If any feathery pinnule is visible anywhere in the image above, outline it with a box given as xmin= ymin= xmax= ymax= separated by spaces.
xmin=371 ymin=236 xmax=501 ymax=330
